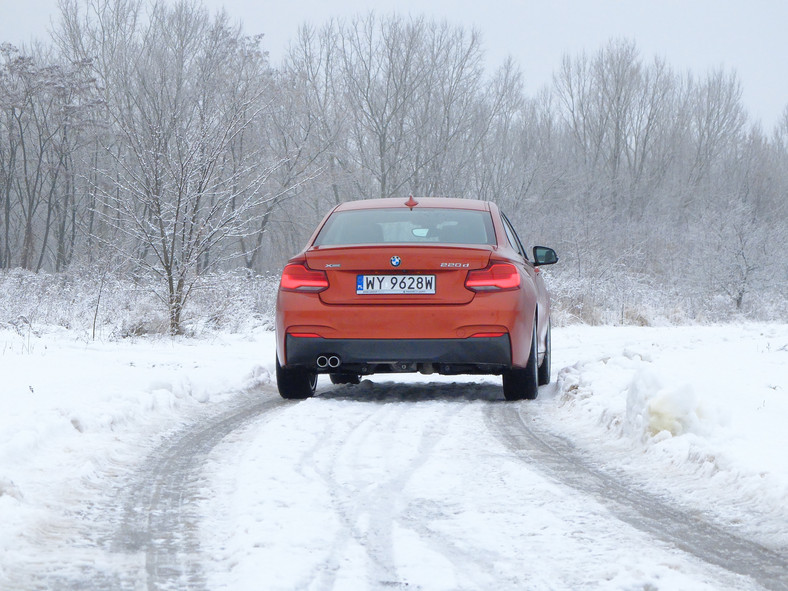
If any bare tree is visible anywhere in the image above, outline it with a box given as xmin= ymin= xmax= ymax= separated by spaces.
xmin=337 ymin=14 xmax=427 ymax=198
xmin=57 ymin=0 xmax=281 ymax=333
xmin=687 ymin=69 xmax=746 ymax=190
xmin=0 ymin=43 xmax=98 ymax=271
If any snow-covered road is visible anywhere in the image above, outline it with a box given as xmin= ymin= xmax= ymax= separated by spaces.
xmin=196 ymin=384 xmax=780 ymax=591
xmin=1 ymin=324 xmax=787 ymax=590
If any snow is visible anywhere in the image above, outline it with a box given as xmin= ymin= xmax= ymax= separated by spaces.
xmin=196 ymin=394 xmax=747 ymax=590
xmin=0 ymin=322 xmax=786 ymax=588
xmin=545 ymin=324 xmax=788 ymax=548
xmin=0 ymin=325 xmax=273 ymax=585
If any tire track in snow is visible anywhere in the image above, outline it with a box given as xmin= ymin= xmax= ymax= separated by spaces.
xmin=113 ymin=389 xmax=288 ymax=590
xmin=484 ymin=403 xmax=788 ymax=591
xmin=308 ymin=384 xmax=500 ymax=589
xmin=313 ymin=397 xmax=460 ymax=588
xmin=8 ymin=388 xmax=288 ymax=591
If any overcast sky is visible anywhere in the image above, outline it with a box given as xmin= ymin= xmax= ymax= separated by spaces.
xmin=2 ymin=0 xmax=786 ymax=129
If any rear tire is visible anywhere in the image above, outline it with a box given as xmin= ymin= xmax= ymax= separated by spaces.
xmin=502 ymin=322 xmax=539 ymax=401
xmin=330 ymin=373 xmax=361 ymax=385
xmin=276 ymin=358 xmax=317 ymax=400
xmin=538 ymin=318 xmax=552 ymax=386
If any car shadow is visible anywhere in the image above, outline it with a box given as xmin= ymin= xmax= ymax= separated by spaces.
xmin=316 ymin=378 xmax=504 ymax=403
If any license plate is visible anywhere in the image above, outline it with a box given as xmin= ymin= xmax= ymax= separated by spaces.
xmin=356 ymin=274 xmax=436 ymax=294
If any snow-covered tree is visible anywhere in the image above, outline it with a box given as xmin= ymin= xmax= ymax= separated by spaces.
xmin=0 ymin=43 xmax=99 ymax=271
xmin=56 ymin=0 xmax=281 ymax=333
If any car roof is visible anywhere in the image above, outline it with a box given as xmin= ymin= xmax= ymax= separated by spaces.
xmin=333 ymin=197 xmax=492 ymax=212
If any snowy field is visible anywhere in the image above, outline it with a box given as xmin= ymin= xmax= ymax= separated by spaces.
xmin=0 ymin=322 xmax=786 ymax=589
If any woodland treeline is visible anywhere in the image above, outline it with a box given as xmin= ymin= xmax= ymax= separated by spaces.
xmin=1 ymin=0 xmax=786 ymax=331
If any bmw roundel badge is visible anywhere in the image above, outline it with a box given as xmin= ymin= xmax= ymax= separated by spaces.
xmin=390 ymin=256 xmax=401 ymax=267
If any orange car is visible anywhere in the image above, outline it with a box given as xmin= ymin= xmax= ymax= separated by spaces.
xmin=275 ymin=197 xmax=558 ymax=400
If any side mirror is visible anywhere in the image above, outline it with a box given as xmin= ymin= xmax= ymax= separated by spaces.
xmin=533 ymin=246 xmax=558 ymax=266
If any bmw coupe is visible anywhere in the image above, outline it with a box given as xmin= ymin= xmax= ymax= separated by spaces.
xmin=275 ymin=197 xmax=558 ymax=401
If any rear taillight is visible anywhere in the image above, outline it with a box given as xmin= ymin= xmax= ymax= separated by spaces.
xmin=465 ymin=263 xmax=521 ymax=292
xmin=280 ymin=263 xmax=329 ymax=292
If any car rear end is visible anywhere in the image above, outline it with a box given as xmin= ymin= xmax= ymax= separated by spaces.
xmin=275 ymin=198 xmax=536 ymax=379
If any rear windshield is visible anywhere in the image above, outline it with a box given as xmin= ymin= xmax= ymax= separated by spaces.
xmin=313 ymin=208 xmax=496 ymax=246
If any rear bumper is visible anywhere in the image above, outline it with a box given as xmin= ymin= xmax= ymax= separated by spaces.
xmin=285 ymin=334 xmax=511 ymax=374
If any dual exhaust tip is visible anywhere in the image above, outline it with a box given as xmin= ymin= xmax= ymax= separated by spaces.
xmin=316 ymin=354 xmax=341 ymax=369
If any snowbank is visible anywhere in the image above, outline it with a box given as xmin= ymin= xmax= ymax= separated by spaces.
xmin=0 ymin=324 xmax=277 ymax=580
xmin=543 ymin=323 xmax=788 ymax=547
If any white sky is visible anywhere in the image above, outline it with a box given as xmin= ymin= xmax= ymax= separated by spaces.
xmin=2 ymin=0 xmax=786 ymax=129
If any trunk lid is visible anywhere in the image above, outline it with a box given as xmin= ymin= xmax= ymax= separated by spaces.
xmin=305 ymin=245 xmax=493 ymax=305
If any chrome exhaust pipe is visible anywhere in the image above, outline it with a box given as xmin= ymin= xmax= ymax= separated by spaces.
xmin=327 ymin=355 xmax=341 ymax=369
xmin=316 ymin=355 xmax=329 ymax=369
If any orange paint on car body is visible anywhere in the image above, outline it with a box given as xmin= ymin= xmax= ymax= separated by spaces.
xmin=274 ymin=197 xmax=558 ymax=401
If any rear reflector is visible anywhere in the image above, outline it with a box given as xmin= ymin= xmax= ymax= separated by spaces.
xmin=470 ymin=332 xmax=507 ymax=338
xmin=288 ymin=333 xmax=322 ymax=338
xmin=280 ymin=264 xmax=329 ymax=292
xmin=465 ymin=263 xmax=521 ymax=291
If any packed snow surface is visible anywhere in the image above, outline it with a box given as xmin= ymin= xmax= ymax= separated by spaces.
xmin=0 ymin=322 xmax=786 ymax=589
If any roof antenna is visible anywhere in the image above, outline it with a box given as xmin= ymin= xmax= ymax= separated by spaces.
xmin=405 ymin=195 xmax=418 ymax=210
